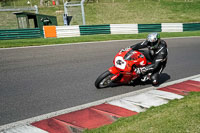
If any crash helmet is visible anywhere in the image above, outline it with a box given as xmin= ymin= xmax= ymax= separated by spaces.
xmin=147 ymin=32 xmax=160 ymax=49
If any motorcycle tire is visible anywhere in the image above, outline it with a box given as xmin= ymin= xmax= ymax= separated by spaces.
xmin=95 ymin=70 xmax=114 ymax=89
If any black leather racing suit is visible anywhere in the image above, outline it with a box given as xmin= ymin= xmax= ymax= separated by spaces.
xmin=130 ymin=39 xmax=168 ymax=84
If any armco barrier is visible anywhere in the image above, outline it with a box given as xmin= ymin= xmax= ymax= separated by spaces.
xmin=0 ymin=28 xmax=43 ymax=40
xmin=138 ymin=24 xmax=161 ymax=33
xmin=43 ymin=23 xmax=200 ymax=38
xmin=183 ymin=23 xmax=200 ymax=31
xmin=110 ymin=24 xmax=138 ymax=34
xmin=56 ymin=26 xmax=80 ymax=38
xmin=1 ymin=23 xmax=200 ymax=40
xmin=161 ymin=23 xmax=183 ymax=32
xmin=79 ymin=25 xmax=111 ymax=35
xmin=43 ymin=26 xmax=57 ymax=38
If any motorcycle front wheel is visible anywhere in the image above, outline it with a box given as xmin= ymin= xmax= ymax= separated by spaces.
xmin=95 ymin=70 xmax=114 ymax=89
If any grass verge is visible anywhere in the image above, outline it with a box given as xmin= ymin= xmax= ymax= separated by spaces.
xmin=1 ymin=0 xmax=200 ymax=29
xmin=84 ymin=92 xmax=200 ymax=133
xmin=84 ymin=0 xmax=200 ymax=25
xmin=0 ymin=31 xmax=200 ymax=48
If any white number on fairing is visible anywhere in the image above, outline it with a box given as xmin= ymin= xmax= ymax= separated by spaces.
xmin=115 ymin=56 xmax=126 ymax=70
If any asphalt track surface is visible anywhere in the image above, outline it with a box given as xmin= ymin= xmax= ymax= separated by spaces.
xmin=0 ymin=37 xmax=200 ymax=126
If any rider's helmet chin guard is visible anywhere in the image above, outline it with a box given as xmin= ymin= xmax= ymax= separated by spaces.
xmin=147 ymin=32 xmax=160 ymax=49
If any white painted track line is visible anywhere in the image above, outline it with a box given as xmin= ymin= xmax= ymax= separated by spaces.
xmin=192 ymin=77 xmax=200 ymax=82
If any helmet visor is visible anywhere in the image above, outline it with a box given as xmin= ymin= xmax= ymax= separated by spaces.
xmin=147 ymin=33 xmax=158 ymax=43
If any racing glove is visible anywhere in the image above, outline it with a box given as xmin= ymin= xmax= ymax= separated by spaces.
xmin=134 ymin=67 xmax=148 ymax=75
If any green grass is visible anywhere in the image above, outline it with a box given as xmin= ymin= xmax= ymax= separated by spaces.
xmin=38 ymin=0 xmax=200 ymax=25
xmin=84 ymin=0 xmax=200 ymax=25
xmin=84 ymin=92 xmax=200 ymax=133
xmin=0 ymin=31 xmax=200 ymax=48
xmin=1 ymin=0 xmax=200 ymax=28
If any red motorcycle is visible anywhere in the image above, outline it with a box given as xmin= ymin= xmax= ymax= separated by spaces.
xmin=95 ymin=47 xmax=152 ymax=89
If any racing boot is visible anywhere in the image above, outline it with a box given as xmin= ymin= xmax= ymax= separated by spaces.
xmin=151 ymin=73 xmax=160 ymax=86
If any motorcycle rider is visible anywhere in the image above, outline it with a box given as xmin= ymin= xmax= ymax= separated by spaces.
xmin=131 ymin=32 xmax=168 ymax=85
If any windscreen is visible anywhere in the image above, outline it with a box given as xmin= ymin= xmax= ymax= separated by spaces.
xmin=124 ymin=50 xmax=138 ymax=61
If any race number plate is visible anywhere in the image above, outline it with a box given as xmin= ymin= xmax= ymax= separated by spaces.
xmin=115 ymin=56 xmax=126 ymax=70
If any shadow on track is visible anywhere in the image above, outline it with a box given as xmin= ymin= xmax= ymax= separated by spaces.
xmin=108 ymin=73 xmax=171 ymax=89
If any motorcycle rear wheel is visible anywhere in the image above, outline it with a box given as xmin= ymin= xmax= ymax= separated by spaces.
xmin=95 ymin=70 xmax=114 ymax=89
